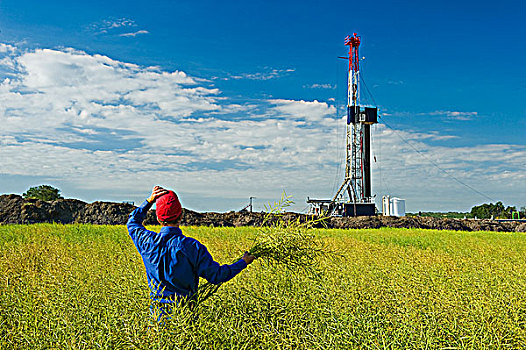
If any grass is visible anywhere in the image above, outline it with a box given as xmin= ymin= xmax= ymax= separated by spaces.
xmin=0 ymin=224 xmax=525 ymax=349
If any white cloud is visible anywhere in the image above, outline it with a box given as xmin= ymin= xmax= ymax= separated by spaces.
xmin=0 ymin=43 xmax=16 ymax=53
xmin=443 ymin=111 xmax=478 ymax=121
xmin=88 ymin=17 xmax=149 ymax=38
xmin=421 ymin=110 xmax=479 ymax=121
xmin=0 ymin=47 xmax=220 ymax=151
xmin=224 ymin=68 xmax=295 ymax=81
xmin=303 ymin=83 xmax=336 ymax=89
xmin=385 ymin=110 xmax=479 ymax=121
xmin=106 ymin=18 xmax=135 ymax=29
xmin=119 ymin=30 xmax=150 ymax=37
xmin=269 ymin=99 xmax=336 ymax=122
xmin=0 ymin=43 xmax=524 ymax=212
xmin=88 ymin=17 xmax=136 ymax=34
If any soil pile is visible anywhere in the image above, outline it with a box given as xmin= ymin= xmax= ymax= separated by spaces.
xmin=0 ymin=194 xmax=523 ymax=232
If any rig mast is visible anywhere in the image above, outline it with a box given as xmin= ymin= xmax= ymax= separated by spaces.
xmin=308 ymin=33 xmax=378 ymax=216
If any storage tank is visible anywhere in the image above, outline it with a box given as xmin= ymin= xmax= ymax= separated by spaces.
xmin=390 ymin=197 xmax=406 ymax=217
xmin=382 ymin=195 xmax=391 ymax=216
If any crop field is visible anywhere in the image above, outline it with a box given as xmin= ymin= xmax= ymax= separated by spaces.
xmin=1 ymin=224 xmax=525 ymax=349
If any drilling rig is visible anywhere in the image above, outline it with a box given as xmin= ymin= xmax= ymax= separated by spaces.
xmin=308 ymin=33 xmax=378 ymax=216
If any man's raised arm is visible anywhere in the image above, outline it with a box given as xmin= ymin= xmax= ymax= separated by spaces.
xmin=127 ymin=186 xmax=168 ymax=241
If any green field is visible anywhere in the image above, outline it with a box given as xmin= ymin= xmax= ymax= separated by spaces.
xmin=1 ymin=224 xmax=525 ymax=349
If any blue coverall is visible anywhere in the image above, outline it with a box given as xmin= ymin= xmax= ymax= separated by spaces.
xmin=127 ymin=200 xmax=247 ymax=316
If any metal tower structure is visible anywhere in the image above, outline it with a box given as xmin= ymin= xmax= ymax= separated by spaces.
xmin=307 ymin=33 xmax=377 ymax=216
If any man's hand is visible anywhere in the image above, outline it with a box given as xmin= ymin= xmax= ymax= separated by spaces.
xmin=242 ymin=251 xmax=256 ymax=265
xmin=147 ymin=186 xmax=169 ymax=203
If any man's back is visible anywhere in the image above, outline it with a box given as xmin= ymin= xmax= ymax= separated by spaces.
xmin=129 ymin=224 xmax=199 ymax=300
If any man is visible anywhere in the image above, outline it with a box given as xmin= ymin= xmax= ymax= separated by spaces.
xmin=127 ymin=186 xmax=255 ymax=318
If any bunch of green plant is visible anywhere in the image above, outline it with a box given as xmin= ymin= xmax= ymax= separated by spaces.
xmin=195 ymin=193 xmax=331 ymax=305
xmin=247 ymin=194 xmax=329 ymax=271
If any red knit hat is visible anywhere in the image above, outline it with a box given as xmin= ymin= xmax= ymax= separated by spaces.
xmin=156 ymin=191 xmax=182 ymax=222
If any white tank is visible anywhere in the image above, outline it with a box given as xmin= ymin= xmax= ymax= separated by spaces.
xmin=382 ymin=195 xmax=391 ymax=216
xmin=382 ymin=195 xmax=406 ymax=217
xmin=390 ymin=197 xmax=406 ymax=217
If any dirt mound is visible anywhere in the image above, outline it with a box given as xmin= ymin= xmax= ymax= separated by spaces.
xmin=326 ymin=215 xmax=522 ymax=232
xmin=0 ymin=195 xmax=137 ymax=225
xmin=0 ymin=194 xmax=24 ymax=224
xmin=0 ymin=194 xmax=524 ymax=232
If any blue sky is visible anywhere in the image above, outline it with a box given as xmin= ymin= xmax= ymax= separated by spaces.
xmin=0 ymin=0 xmax=524 ymax=212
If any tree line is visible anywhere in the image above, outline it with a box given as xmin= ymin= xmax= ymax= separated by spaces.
xmin=470 ymin=201 xmax=522 ymax=220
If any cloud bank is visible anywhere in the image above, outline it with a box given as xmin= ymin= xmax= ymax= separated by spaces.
xmin=0 ymin=43 xmax=524 ymax=212
xmin=0 ymin=44 xmax=341 ymax=209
